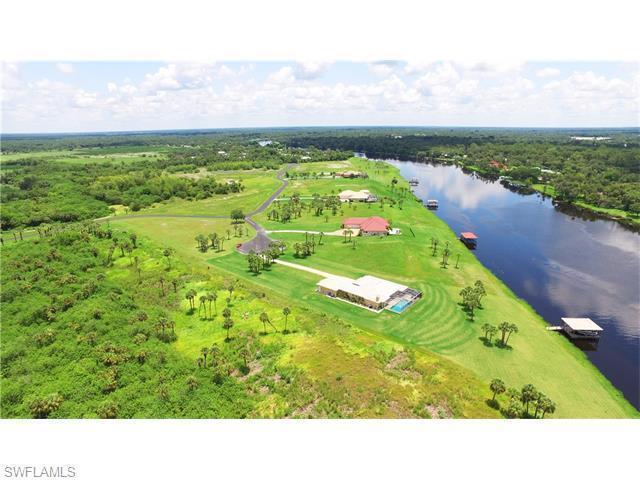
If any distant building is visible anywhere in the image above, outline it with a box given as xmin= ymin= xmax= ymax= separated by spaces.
xmin=342 ymin=216 xmax=390 ymax=235
xmin=337 ymin=170 xmax=364 ymax=178
xmin=489 ymin=160 xmax=508 ymax=170
xmin=338 ymin=189 xmax=376 ymax=202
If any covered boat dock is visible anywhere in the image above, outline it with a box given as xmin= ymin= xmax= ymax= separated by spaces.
xmin=560 ymin=317 xmax=603 ymax=340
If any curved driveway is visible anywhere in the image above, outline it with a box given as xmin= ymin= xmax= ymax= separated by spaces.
xmin=238 ymin=166 xmax=290 ymax=254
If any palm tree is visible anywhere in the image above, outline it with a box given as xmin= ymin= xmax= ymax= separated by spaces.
xmin=489 ymin=378 xmax=506 ymax=401
xmin=498 ymin=322 xmax=511 ymax=345
xmin=260 ymin=312 xmax=269 ymax=334
xmin=200 ymin=347 xmax=209 ymax=367
xmin=505 ymin=323 xmax=519 ymax=346
xmin=185 ymin=290 xmax=196 ymax=311
xmin=186 ymin=375 xmax=199 ymax=391
xmin=209 ymin=344 xmax=221 ymax=367
xmin=481 ymin=323 xmax=493 ymax=340
xmin=198 ymin=295 xmax=207 ymax=317
xmin=282 ymin=306 xmax=291 ymax=333
xmin=223 ymin=316 xmax=234 ymax=341
xmin=163 ymin=247 xmax=174 ymax=270
xmin=520 ymin=384 xmax=538 ymax=415
xmin=206 ymin=292 xmax=217 ymax=317
xmin=473 ymin=280 xmax=486 ymax=306
xmin=540 ymin=397 xmax=556 ymax=418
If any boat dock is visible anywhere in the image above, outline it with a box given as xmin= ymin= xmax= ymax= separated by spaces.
xmin=425 ymin=199 xmax=439 ymax=209
xmin=547 ymin=318 xmax=603 ymax=340
xmin=459 ymin=231 xmax=478 ymax=249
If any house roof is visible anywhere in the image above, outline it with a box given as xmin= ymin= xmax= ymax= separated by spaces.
xmin=460 ymin=232 xmax=478 ymax=239
xmin=561 ymin=317 xmax=603 ymax=331
xmin=342 ymin=216 xmax=389 ymax=232
xmin=339 ymin=189 xmax=371 ymax=199
xmin=317 ymin=274 xmax=409 ymax=304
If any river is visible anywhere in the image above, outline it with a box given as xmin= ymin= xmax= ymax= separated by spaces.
xmin=385 ymin=159 xmax=640 ymax=410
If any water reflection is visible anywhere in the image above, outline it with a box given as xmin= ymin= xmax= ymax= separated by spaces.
xmin=387 ymin=159 xmax=640 ymax=409
xmin=403 ymin=163 xmax=508 ymax=210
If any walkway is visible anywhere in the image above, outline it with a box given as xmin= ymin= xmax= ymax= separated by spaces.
xmin=273 ymin=259 xmax=346 ymax=280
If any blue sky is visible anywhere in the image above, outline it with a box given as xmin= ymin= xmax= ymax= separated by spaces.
xmin=2 ymin=61 xmax=638 ymax=133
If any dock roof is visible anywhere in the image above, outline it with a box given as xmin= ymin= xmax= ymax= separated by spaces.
xmin=460 ymin=232 xmax=478 ymax=239
xmin=561 ymin=317 xmax=603 ymax=331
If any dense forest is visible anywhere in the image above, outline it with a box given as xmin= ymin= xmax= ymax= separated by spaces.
xmin=1 ymin=127 xmax=638 ymax=231
xmin=0 ymin=143 xmax=350 ymax=230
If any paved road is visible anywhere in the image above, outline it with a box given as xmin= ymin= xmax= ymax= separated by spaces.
xmin=238 ymin=166 xmax=291 ymax=254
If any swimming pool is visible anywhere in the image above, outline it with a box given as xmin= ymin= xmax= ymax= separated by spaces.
xmin=389 ymin=299 xmax=411 ymax=313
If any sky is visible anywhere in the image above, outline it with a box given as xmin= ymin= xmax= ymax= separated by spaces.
xmin=1 ymin=61 xmax=638 ymax=133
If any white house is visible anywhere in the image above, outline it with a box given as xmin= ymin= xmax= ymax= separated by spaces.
xmin=338 ymin=189 xmax=376 ymax=202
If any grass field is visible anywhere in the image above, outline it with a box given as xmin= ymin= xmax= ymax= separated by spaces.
xmin=0 ymin=149 xmax=167 ymax=164
xmin=110 ymin=217 xmax=252 ymax=263
xmin=134 ymin=173 xmax=281 ymax=217
xmin=107 ymin=216 xmax=497 ymax=418
xmin=204 ymin=158 xmax=637 ymax=418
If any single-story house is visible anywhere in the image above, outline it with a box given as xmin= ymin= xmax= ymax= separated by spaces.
xmin=337 ymin=170 xmax=364 ymax=178
xmin=341 ymin=216 xmax=390 ymax=235
xmin=317 ymin=274 xmax=421 ymax=311
xmin=338 ymin=189 xmax=376 ymax=202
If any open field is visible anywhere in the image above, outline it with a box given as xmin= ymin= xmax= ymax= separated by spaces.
xmin=111 ymin=217 xmax=252 ymax=263
xmin=0 ymin=148 xmax=168 ymax=165
xmin=206 ymin=157 xmax=637 ymax=418
xmin=133 ymin=173 xmax=281 ymax=217
xmin=104 ymin=217 xmax=498 ymax=418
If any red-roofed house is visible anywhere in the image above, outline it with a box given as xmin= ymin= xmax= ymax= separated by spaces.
xmin=342 ymin=216 xmax=390 ymax=236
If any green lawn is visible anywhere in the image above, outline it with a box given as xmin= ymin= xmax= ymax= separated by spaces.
xmin=208 ymin=158 xmax=637 ymax=418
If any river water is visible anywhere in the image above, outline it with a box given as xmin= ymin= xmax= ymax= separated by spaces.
xmin=385 ymin=159 xmax=640 ymax=410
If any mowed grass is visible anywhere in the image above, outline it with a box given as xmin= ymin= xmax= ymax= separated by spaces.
xmin=136 ymin=173 xmax=281 ymax=217
xmin=210 ymin=158 xmax=637 ymax=418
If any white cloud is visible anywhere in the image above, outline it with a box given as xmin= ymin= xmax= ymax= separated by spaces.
xmin=536 ymin=67 xmax=560 ymax=78
xmin=369 ymin=61 xmax=400 ymax=77
xmin=294 ymin=61 xmax=332 ymax=80
xmin=56 ymin=62 xmax=75 ymax=74
xmin=3 ymin=62 xmax=638 ymax=132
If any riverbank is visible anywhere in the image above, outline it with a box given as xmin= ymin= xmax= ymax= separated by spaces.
xmin=211 ymin=157 xmax=639 ymax=417
xmin=531 ymin=183 xmax=640 ymax=229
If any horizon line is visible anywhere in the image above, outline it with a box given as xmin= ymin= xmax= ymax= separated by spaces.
xmin=3 ymin=124 xmax=639 ymax=137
